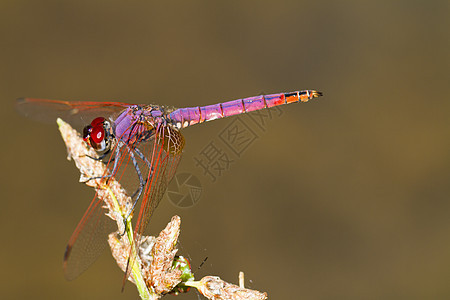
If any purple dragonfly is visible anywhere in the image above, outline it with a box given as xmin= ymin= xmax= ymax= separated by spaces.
xmin=16 ymin=89 xmax=322 ymax=281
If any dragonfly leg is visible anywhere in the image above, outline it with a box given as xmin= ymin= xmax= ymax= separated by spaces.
xmin=119 ymin=146 xmax=158 ymax=237
xmin=127 ymin=148 xmax=146 ymax=204
xmin=123 ymin=146 xmax=155 ymax=202
xmin=119 ymin=145 xmax=150 ymax=236
xmin=79 ymin=174 xmax=112 ymax=183
xmin=133 ymin=147 xmax=153 ymax=171
xmin=80 ymin=143 xmax=122 ymax=183
xmin=130 ymin=182 xmax=145 ymax=199
xmin=84 ymin=148 xmax=111 ymax=162
xmin=126 ymin=147 xmax=155 ymax=211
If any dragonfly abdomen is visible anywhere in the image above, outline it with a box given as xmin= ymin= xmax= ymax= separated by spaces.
xmin=168 ymin=90 xmax=322 ymax=129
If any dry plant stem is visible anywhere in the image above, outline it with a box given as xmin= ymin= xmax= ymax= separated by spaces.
xmin=57 ymin=118 xmax=268 ymax=300
xmin=185 ymin=274 xmax=268 ymax=300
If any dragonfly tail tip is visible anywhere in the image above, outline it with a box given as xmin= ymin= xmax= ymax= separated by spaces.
xmin=312 ymin=90 xmax=323 ymax=98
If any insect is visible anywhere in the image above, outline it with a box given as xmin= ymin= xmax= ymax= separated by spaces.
xmin=16 ymin=90 xmax=322 ymax=280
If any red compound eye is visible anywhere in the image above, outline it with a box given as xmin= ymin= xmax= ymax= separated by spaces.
xmin=90 ymin=125 xmax=105 ymax=144
xmin=83 ymin=117 xmax=107 ymax=148
xmin=91 ymin=117 xmax=105 ymax=127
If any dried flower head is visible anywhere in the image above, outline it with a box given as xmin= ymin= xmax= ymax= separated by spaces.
xmin=186 ymin=275 xmax=268 ymax=300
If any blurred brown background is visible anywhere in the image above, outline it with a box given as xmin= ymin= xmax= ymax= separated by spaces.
xmin=1 ymin=1 xmax=449 ymax=299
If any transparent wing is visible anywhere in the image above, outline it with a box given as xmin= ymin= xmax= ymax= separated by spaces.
xmin=63 ymin=193 xmax=116 ymax=280
xmin=15 ymin=98 xmax=132 ymax=127
xmin=124 ymin=122 xmax=184 ymax=283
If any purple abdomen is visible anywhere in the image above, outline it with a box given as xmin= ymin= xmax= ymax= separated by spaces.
xmin=168 ymin=90 xmax=322 ymax=129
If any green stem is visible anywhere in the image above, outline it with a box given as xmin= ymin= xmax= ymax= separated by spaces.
xmin=106 ymin=187 xmax=153 ymax=300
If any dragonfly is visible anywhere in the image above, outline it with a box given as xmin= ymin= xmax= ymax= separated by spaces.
xmin=16 ymin=89 xmax=322 ymax=282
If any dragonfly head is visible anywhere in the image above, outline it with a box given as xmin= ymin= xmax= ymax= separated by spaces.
xmin=83 ymin=117 xmax=113 ymax=153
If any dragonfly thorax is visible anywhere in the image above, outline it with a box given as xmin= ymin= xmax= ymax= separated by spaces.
xmin=113 ymin=105 xmax=174 ymax=143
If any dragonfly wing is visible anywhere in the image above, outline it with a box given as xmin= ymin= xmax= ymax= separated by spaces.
xmin=63 ymin=193 xmax=116 ymax=280
xmin=124 ymin=123 xmax=184 ymax=283
xmin=15 ymin=98 xmax=131 ymax=127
